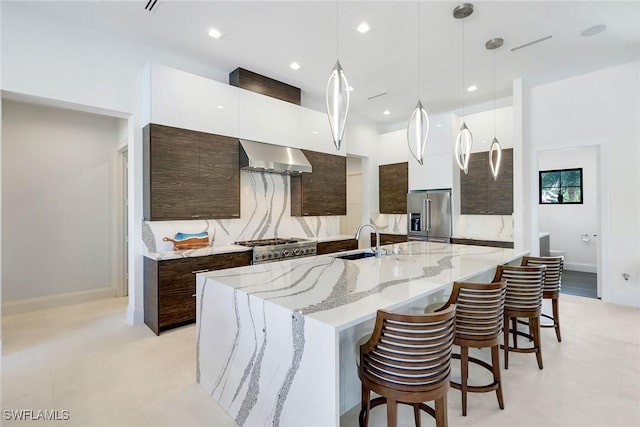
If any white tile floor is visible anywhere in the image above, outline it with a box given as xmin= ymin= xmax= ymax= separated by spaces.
xmin=2 ymin=294 xmax=639 ymax=427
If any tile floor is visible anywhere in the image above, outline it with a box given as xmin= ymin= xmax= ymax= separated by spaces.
xmin=2 ymin=294 xmax=639 ymax=427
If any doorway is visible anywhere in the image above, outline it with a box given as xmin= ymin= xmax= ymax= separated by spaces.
xmin=537 ymin=146 xmax=600 ymax=298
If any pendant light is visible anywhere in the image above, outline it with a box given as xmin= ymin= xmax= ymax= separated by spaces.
xmin=326 ymin=0 xmax=350 ymax=151
xmin=486 ymin=37 xmax=504 ymax=180
xmin=407 ymin=0 xmax=430 ymax=166
xmin=453 ymin=3 xmax=473 ymax=174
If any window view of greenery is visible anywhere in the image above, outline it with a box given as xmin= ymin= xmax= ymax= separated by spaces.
xmin=539 ymin=168 xmax=583 ymax=204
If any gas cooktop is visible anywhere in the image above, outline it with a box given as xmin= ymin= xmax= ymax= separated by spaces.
xmin=235 ymin=238 xmax=317 ymax=263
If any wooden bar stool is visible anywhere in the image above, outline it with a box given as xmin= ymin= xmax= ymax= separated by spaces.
xmin=357 ymin=305 xmax=456 ymax=427
xmin=431 ymin=280 xmax=507 ymax=416
xmin=493 ymin=265 xmax=546 ymax=370
xmin=521 ymin=256 xmax=564 ymax=342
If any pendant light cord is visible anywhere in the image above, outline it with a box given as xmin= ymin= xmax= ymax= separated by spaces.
xmin=336 ymin=0 xmax=339 ymax=59
xmin=461 ymin=18 xmax=465 ymax=120
xmin=418 ymin=0 xmax=421 ymax=98
xmin=493 ymin=49 xmax=496 ymax=136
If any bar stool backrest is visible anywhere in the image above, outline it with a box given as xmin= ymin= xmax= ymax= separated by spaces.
xmin=440 ymin=281 xmax=506 ymax=341
xmin=359 ymin=305 xmax=456 ymax=394
xmin=521 ymin=256 xmax=564 ymax=294
xmin=493 ymin=265 xmax=546 ymax=312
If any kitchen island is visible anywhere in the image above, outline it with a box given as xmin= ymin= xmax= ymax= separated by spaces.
xmin=196 ymin=241 xmax=527 ymax=427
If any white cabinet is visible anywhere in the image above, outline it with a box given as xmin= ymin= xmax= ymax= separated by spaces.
xmin=300 ymin=108 xmax=335 ymax=153
xmin=150 ymin=64 xmax=239 ymax=137
xmin=408 ymin=113 xmax=454 ymax=190
xmin=238 ymin=89 xmax=301 ymax=147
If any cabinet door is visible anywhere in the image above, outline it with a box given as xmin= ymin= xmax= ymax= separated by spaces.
xmin=200 ymin=134 xmax=240 ymax=219
xmin=460 ymin=152 xmax=488 ymax=215
xmin=379 ymin=162 xmax=408 ymax=214
xmin=157 ymin=257 xmax=208 ymax=329
xmin=487 ymin=148 xmax=513 ymax=214
xmin=147 ymin=124 xmax=201 ymax=220
xmin=371 ymin=233 xmax=408 ymax=246
xmin=291 ymin=150 xmax=346 ymax=216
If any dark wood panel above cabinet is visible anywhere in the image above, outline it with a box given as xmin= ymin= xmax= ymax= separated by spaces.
xmin=460 ymin=148 xmax=513 ymax=215
xmin=371 ymin=233 xmax=408 ymax=246
xmin=379 ymin=162 xmax=408 ymax=214
xmin=144 ymin=251 xmax=251 ymax=335
xmin=229 ymin=67 xmax=301 ymax=105
xmin=316 ymin=239 xmax=358 ymax=255
xmin=291 ymin=149 xmax=346 ymax=216
xmin=143 ymin=123 xmax=240 ymax=221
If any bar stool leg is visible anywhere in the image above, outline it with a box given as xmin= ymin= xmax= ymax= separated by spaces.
xmin=435 ymin=394 xmax=448 ymax=427
xmin=503 ymin=314 xmax=510 ymax=369
xmin=511 ymin=317 xmax=518 ymax=349
xmin=413 ymin=404 xmax=422 ymax=427
xmin=360 ymin=384 xmax=370 ymax=427
xmin=491 ymin=344 xmax=504 ymax=409
xmin=531 ymin=316 xmax=544 ymax=370
xmin=386 ymin=399 xmax=397 ymax=427
xmin=552 ymin=298 xmax=562 ymax=342
xmin=461 ymin=346 xmax=469 ymax=416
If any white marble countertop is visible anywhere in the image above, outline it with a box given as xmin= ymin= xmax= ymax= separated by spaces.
xmin=200 ymin=241 xmax=527 ymax=331
xmin=144 ymin=245 xmax=251 ymax=261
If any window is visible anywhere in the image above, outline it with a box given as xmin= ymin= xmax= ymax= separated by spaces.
xmin=539 ymin=168 xmax=583 ymax=204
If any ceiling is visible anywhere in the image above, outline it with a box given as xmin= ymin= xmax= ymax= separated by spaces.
xmin=12 ymin=1 xmax=640 ymax=127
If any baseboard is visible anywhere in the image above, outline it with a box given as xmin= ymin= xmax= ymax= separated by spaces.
xmin=564 ymin=262 xmax=597 ymax=274
xmin=2 ymin=287 xmax=116 ymax=316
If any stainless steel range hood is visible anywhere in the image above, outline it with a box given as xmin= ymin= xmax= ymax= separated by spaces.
xmin=239 ymin=139 xmax=312 ymax=174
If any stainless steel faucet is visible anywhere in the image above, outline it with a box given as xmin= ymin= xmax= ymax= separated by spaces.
xmin=355 ymin=223 xmax=386 ymax=257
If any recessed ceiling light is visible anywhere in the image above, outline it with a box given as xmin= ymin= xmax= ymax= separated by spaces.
xmin=208 ymin=28 xmax=223 ymax=39
xmin=289 ymin=62 xmax=301 ymax=70
xmin=357 ymin=22 xmax=371 ymax=34
xmin=383 ymin=110 xmax=391 ymax=116
xmin=467 ymin=85 xmax=477 ymax=92
xmin=217 ymin=105 xmax=224 ymax=109
xmin=312 ymin=131 xmax=319 ymax=135
xmin=348 ymin=86 xmax=355 ymax=92
xmin=435 ymin=123 xmax=442 ymax=127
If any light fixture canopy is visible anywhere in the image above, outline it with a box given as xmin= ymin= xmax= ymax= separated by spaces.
xmin=453 ymin=3 xmax=474 ymax=175
xmin=326 ymin=60 xmax=350 ymax=150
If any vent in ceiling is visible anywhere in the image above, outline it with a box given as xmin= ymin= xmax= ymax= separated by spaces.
xmin=144 ymin=0 xmax=160 ymax=12
xmin=367 ymin=92 xmax=388 ymax=100
xmin=510 ymin=35 xmax=552 ymax=52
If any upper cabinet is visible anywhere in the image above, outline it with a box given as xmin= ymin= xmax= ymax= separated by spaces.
xmin=460 ymin=148 xmax=513 ymax=215
xmin=144 ymin=124 xmax=240 ymax=221
xmin=291 ymin=149 xmax=346 ymax=216
xmin=379 ymin=162 xmax=408 ymax=214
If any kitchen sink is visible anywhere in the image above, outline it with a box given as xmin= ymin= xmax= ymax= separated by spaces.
xmin=334 ymin=251 xmax=376 ymax=260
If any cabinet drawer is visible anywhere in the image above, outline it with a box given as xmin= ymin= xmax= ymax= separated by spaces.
xmin=317 ymin=239 xmax=358 ymax=255
xmin=371 ymin=233 xmax=408 ymax=246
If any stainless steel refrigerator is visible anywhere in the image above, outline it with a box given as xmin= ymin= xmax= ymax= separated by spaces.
xmin=407 ymin=189 xmax=452 ymax=242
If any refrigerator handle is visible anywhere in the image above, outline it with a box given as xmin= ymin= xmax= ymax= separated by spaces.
xmin=425 ymin=199 xmax=432 ymax=231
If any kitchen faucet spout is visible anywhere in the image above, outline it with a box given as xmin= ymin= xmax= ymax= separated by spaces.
xmin=355 ymin=224 xmax=386 ymax=257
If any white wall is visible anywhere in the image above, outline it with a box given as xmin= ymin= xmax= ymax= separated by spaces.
xmin=529 ymin=61 xmax=640 ymax=307
xmin=2 ymin=100 xmax=121 ymax=303
xmin=538 ymin=147 xmax=599 ymax=272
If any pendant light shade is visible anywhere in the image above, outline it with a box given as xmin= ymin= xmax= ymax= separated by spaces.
xmin=407 ymin=101 xmax=429 ymax=165
xmin=326 ymin=60 xmax=350 ymax=150
xmin=489 ymin=137 xmax=502 ymax=180
xmin=455 ymin=122 xmax=473 ymax=174
xmin=486 ymin=37 xmax=504 ymax=180
xmin=454 ymin=3 xmax=473 ymax=174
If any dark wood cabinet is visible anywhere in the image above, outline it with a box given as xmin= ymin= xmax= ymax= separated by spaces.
xmin=316 ymin=239 xmax=358 ymax=255
xmin=371 ymin=233 xmax=408 ymax=246
xmin=379 ymin=162 xmax=408 ymax=214
xmin=460 ymin=148 xmax=513 ymax=215
xmin=229 ymin=67 xmax=301 ymax=105
xmin=144 ymin=123 xmax=240 ymax=221
xmin=291 ymin=149 xmax=346 ymax=216
xmin=144 ymin=251 xmax=251 ymax=335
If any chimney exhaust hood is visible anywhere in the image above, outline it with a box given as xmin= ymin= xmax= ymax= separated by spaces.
xmin=239 ymin=139 xmax=312 ymax=174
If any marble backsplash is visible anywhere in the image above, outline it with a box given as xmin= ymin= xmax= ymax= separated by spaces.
xmin=370 ymin=213 xmax=408 ymax=234
xmin=454 ymin=214 xmax=513 ymax=242
xmin=143 ymin=171 xmax=340 ymax=253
